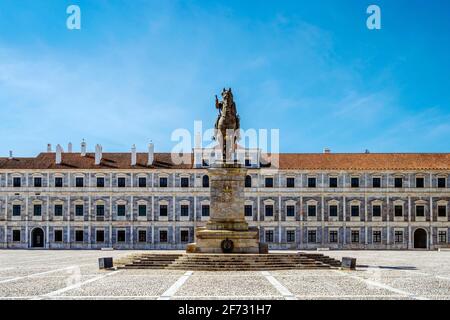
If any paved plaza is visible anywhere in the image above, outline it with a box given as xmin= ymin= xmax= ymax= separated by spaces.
xmin=1 ymin=250 xmax=450 ymax=300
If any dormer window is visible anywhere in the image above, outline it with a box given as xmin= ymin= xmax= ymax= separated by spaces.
xmin=117 ymin=205 xmax=126 ymax=217
xmin=33 ymin=204 xmax=42 ymax=216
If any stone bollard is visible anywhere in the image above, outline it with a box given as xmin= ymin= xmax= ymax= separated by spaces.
xmin=259 ymin=243 xmax=269 ymax=254
xmin=98 ymin=257 xmax=114 ymax=269
xmin=341 ymin=257 xmax=357 ymax=270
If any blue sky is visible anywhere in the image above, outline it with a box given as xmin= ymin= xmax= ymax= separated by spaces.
xmin=0 ymin=0 xmax=449 ymax=156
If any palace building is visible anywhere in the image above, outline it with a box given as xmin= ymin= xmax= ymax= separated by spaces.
xmin=0 ymin=142 xmax=449 ymax=250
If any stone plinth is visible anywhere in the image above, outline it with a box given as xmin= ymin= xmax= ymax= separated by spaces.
xmin=189 ymin=162 xmax=260 ymax=254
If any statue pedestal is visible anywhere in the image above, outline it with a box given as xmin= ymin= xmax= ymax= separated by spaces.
xmin=188 ymin=163 xmax=260 ymax=254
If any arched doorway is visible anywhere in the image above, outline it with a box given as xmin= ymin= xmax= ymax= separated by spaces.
xmin=31 ymin=228 xmax=44 ymax=248
xmin=414 ymin=228 xmax=427 ymax=249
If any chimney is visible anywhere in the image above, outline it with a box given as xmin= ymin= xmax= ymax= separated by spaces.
xmin=47 ymin=144 xmax=52 ymax=152
xmin=56 ymin=144 xmax=63 ymax=164
xmin=81 ymin=139 xmax=87 ymax=156
xmin=8 ymin=151 xmax=13 ymax=159
xmin=68 ymin=142 xmax=73 ymax=153
xmin=95 ymin=144 xmax=102 ymax=165
xmin=147 ymin=142 xmax=154 ymax=166
xmin=323 ymin=148 xmax=331 ymax=154
xmin=131 ymin=144 xmax=137 ymax=166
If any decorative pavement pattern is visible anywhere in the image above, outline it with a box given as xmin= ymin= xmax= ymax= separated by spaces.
xmin=1 ymin=250 xmax=450 ymax=300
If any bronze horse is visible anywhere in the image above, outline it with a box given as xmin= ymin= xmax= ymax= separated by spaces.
xmin=214 ymin=88 xmax=240 ymax=161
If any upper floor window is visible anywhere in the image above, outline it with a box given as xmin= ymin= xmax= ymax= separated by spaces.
xmin=265 ymin=177 xmax=274 ymax=188
xmin=307 ymin=205 xmax=317 ymax=217
xmin=351 ymin=177 xmax=359 ymax=188
xmin=75 ymin=177 xmax=84 ymax=188
xmin=160 ymin=205 xmax=168 ymax=217
xmin=33 ymin=204 xmax=42 ymax=216
xmin=245 ymin=175 xmax=252 ymax=188
xmin=307 ymin=177 xmax=316 ymax=188
xmin=350 ymin=205 xmax=360 ymax=217
xmin=286 ymin=205 xmax=295 ymax=217
xmin=416 ymin=177 xmax=424 ymax=188
xmin=96 ymin=177 xmax=105 ymax=188
xmin=34 ymin=177 xmax=42 ymax=187
xmin=265 ymin=205 xmax=274 ymax=217
xmin=329 ymin=205 xmax=338 ymax=217
xmin=372 ymin=177 xmax=381 ymax=188
xmin=373 ymin=205 xmax=382 ymax=217
xmin=244 ymin=205 xmax=252 ymax=217
xmin=138 ymin=177 xmax=147 ymax=188
xmin=329 ymin=177 xmax=338 ymax=188
xmin=394 ymin=205 xmax=403 ymax=217
xmin=117 ymin=205 xmax=126 ymax=217
xmin=117 ymin=177 xmax=126 ymax=188
xmin=54 ymin=204 xmax=63 ymax=216
xmin=202 ymin=175 xmax=209 ymax=188
xmin=159 ymin=177 xmax=168 ymax=188
xmin=438 ymin=177 xmax=446 ymax=188
xmin=96 ymin=204 xmax=104 ymax=216
xmin=286 ymin=177 xmax=295 ymax=188
xmin=55 ymin=177 xmax=63 ymax=188
xmin=13 ymin=177 xmax=21 ymax=187
xmin=75 ymin=204 xmax=84 ymax=216
xmin=180 ymin=177 xmax=189 ymax=188
xmin=180 ymin=205 xmax=189 ymax=217
xmin=202 ymin=205 xmax=210 ymax=217
xmin=394 ymin=177 xmax=403 ymax=188
xmin=415 ymin=205 xmax=425 ymax=217
xmin=12 ymin=205 xmax=21 ymax=216
xmin=138 ymin=204 xmax=147 ymax=217
xmin=438 ymin=205 xmax=447 ymax=217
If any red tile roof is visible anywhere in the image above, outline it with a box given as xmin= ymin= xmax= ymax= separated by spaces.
xmin=0 ymin=152 xmax=449 ymax=171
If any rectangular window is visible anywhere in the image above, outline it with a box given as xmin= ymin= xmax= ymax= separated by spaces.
xmin=96 ymin=177 xmax=105 ymax=188
xmin=180 ymin=205 xmax=189 ymax=217
xmin=12 ymin=230 xmax=21 ymax=242
xmin=13 ymin=177 xmax=21 ymax=187
xmin=286 ymin=230 xmax=295 ymax=243
xmin=138 ymin=177 xmax=147 ymax=188
xmin=373 ymin=205 xmax=382 ymax=217
xmin=438 ymin=205 xmax=447 ymax=217
xmin=265 ymin=177 xmax=274 ymax=188
xmin=34 ymin=177 xmax=42 ymax=187
xmin=33 ymin=204 xmax=42 ymax=216
xmin=329 ymin=177 xmax=338 ymax=188
xmin=96 ymin=230 xmax=105 ymax=242
xmin=117 ymin=230 xmax=126 ymax=242
xmin=308 ymin=205 xmax=317 ymax=217
xmin=117 ymin=177 xmax=126 ymax=188
xmin=394 ymin=205 xmax=403 ymax=217
xmin=244 ymin=205 xmax=252 ymax=217
xmin=117 ymin=205 xmax=126 ymax=217
xmin=439 ymin=231 xmax=447 ymax=244
xmin=54 ymin=230 xmax=63 ymax=242
xmin=329 ymin=231 xmax=338 ymax=243
xmin=75 ymin=204 xmax=84 ymax=217
xmin=416 ymin=177 xmax=424 ymax=188
xmin=307 ymin=230 xmax=317 ymax=243
xmin=12 ymin=205 xmax=21 ymax=216
xmin=159 ymin=230 xmax=168 ymax=243
xmin=307 ymin=177 xmax=316 ymax=188
xmin=265 ymin=230 xmax=274 ymax=243
xmin=55 ymin=177 xmax=63 ymax=188
xmin=202 ymin=205 xmax=210 ymax=217
xmin=394 ymin=177 xmax=403 ymax=188
xmin=351 ymin=177 xmax=359 ymax=188
xmin=160 ymin=205 xmax=168 ymax=217
xmin=395 ymin=231 xmax=403 ymax=243
xmin=373 ymin=231 xmax=382 ymax=243
xmin=329 ymin=205 xmax=338 ymax=217
xmin=351 ymin=230 xmax=360 ymax=243
xmin=245 ymin=159 xmax=251 ymax=167
xmin=286 ymin=205 xmax=295 ymax=217
xmin=159 ymin=177 xmax=168 ymax=188
xmin=138 ymin=230 xmax=147 ymax=243
xmin=180 ymin=230 xmax=189 ymax=243
xmin=96 ymin=205 xmax=104 ymax=216
xmin=437 ymin=177 xmax=446 ymax=188
xmin=351 ymin=205 xmax=360 ymax=217
xmin=54 ymin=204 xmax=63 ymax=216
xmin=138 ymin=205 xmax=147 ymax=217
xmin=372 ymin=177 xmax=381 ymax=188
xmin=75 ymin=230 xmax=84 ymax=242
xmin=416 ymin=205 xmax=425 ymax=217
xmin=75 ymin=177 xmax=84 ymax=187
xmin=286 ymin=177 xmax=295 ymax=188
xmin=180 ymin=177 xmax=189 ymax=188
xmin=265 ymin=205 xmax=274 ymax=217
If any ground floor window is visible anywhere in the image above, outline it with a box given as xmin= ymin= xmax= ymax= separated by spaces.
xmin=373 ymin=231 xmax=382 ymax=243
xmin=117 ymin=230 xmax=126 ymax=242
xmin=33 ymin=204 xmax=42 ymax=216
xmin=329 ymin=231 xmax=338 ymax=243
xmin=160 ymin=230 xmax=168 ymax=243
xmin=138 ymin=230 xmax=147 ymax=242
xmin=439 ymin=231 xmax=447 ymax=244
xmin=265 ymin=230 xmax=274 ymax=243
xmin=395 ymin=231 xmax=404 ymax=243
xmin=75 ymin=230 xmax=84 ymax=242
xmin=351 ymin=230 xmax=360 ymax=243
xmin=286 ymin=230 xmax=295 ymax=242
xmin=307 ymin=230 xmax=317 ymax=243
xmin=180 ymin=230 xmax=189 ymax=243
xmin=96 ymin=230 xmax=105 ymax=242
xmin=12 ymin=230 xmax=21 ymax=242
xmin=54 ymin=230 xmax=63 ymax=242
